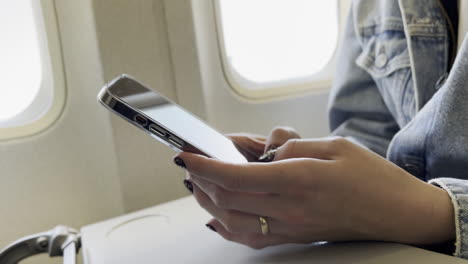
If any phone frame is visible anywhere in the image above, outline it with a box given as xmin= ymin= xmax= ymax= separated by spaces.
xmin=98 ymin=74 xmax=224 ymax=158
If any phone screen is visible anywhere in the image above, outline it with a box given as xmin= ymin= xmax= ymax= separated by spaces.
xmin=107 ymin=77 xmax=247 ymax=164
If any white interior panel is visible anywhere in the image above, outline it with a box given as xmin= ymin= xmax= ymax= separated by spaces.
xmin=0 ymin=0 xmax=124 ymax=251
xmin=92 ymin=0 xmax=189 ymax=212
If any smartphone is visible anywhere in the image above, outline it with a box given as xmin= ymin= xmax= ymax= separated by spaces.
xmin=98 ymin=74 xmax=247 ymax=164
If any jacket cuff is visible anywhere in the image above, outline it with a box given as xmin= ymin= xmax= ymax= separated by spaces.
xmin=428 ymin=178 xmax=468 ymax=258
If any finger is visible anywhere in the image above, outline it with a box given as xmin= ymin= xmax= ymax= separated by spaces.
xmin=265 ymin=127 xmax=301 ymax=152
xmin=207 ymin=219 xmax=291 ymax=249
xmin=190 ymin=175 xmax=284 ymax=219
xmin=227 ymin=134 xmax=266 ymax=162
xmin=273 ymin=138 xmax=341 ymax=161
xmin=177 ymin=152 xmax=292 ymax=193
xmin=192 ymin=181 xmax=289 ymax=235
xmin=226 ymin=133 xmax=267 ymax=142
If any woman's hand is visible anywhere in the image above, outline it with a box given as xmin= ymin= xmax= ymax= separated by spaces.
xmin=175 ymin=137 xmax=455 ymax=249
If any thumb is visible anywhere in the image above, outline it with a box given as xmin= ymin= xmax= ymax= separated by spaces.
xmin=264 ymin=127 xmax=300 ymax=153
xmin=273 ymin=138 xmax=335 ymax=161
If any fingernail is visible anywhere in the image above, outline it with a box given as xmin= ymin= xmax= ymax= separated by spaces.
xmin=206 ymin=224 xmax=217 ymax=233
xmin=258 ymin=149 xmax=277 ymax=162
xmin=174 ymin=157 xmax=186 ymax=169
xmin=183 ymin=180 xmax=193 ymax=193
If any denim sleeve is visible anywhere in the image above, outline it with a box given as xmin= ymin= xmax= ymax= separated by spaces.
xmin=328 ymin=8 xmax=399 ymax=157
xmin=382 ymin=34 xmax=468 ymax=259
xmin=429 ymin=178 xmax=468 ymax=258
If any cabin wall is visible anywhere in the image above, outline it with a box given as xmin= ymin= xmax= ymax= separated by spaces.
xmin=0 ymin=0 xmax=124 ymax=249
xmin=92 ymin=0 xmax=188 ymax=213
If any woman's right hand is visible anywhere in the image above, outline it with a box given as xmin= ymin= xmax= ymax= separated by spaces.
xmin=178 ymin=136 xmax=455 ymax=248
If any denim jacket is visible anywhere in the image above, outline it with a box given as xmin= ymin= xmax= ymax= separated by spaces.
xmin=329 ymin=0 xmax=468 ymax=258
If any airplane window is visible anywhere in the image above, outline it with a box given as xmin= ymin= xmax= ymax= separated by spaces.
xmin=216 ymin=0 xmax=339 ymax=95
xmin=0 ymin=0 xmax=42 ymax=125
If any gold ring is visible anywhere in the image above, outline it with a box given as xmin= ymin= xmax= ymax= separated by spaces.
xmin=259 ymin=216 xmax=269 ymax=235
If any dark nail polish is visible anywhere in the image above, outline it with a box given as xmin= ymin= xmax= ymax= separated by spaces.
xmin=174 ymin=157 xmax=186 ymax=169
xmin=258 ymin=148 xmax=277 ymax=162
xmin=258 ymin=154 xmax=269 ymax=162
xmin=206 ymin=224 xmax=217 ymax=233
xmin=183 ymin=180 xmax=193 ymax=193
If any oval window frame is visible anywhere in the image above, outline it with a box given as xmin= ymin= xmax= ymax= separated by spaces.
xmin=213 ymin=0 xmax=342 ymax=100
xmin=0 ymin=0 xmax=66 ymax=140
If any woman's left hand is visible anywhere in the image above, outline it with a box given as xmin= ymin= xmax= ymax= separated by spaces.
xmin=175 ymin=137 xmax=455 ymax=249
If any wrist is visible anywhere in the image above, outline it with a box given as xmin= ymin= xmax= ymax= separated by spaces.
xmin=428 ymin=185 xmax=456 ymax=243
xmin=361 ymin=176 xmax=456 ymax=245
xmin=396 ymin=182 xmax=455 ymax=245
